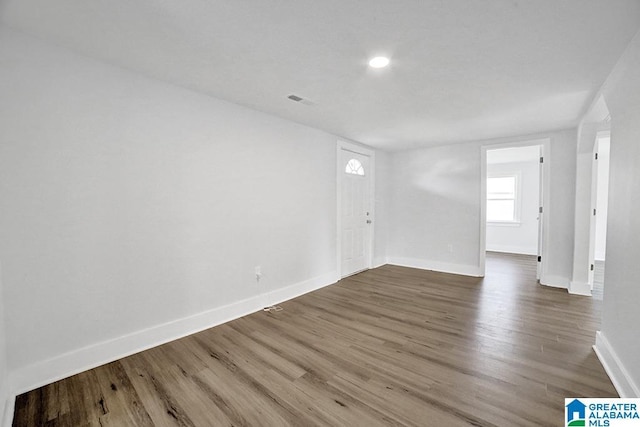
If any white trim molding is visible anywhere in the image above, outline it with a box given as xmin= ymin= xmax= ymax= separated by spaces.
xmin=569 ymin=280 xmax=592 ymax=296
xmin=387 ymin=257 xmax=483 ymax=277
xmin=480 ymin=138 xmax=551 ymax=280
xmin=539 ymin=274 xmax=569 ymax=289
xmin=372 ymin=257 xmax=388 ymax=269
xmin=594 ymin=331 xmax=640 ymax=398
xmin=9 ymin=272 xmax=336 ymax=396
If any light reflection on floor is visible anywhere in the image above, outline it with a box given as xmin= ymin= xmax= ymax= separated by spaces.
xmin=474 ymin=252 xmax=546 ymax=366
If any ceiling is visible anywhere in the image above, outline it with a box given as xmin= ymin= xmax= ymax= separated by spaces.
xmin=1 ymin=0 xmax=639 ymax=151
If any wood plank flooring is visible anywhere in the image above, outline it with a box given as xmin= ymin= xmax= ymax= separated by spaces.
xmin=12 ymin=252 xmax=616 ymax=426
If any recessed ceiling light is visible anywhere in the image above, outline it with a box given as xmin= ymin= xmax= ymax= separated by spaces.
xmin=368 ymin=56 xmax=390 ymax=68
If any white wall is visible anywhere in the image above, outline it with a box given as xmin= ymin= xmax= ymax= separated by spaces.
xmin=595 ymin=28 xmax=640 ymax=397
xmin=0 ymin=27 xmax=367 ymax=394
xmin=544 ymin=129 xmax=578 ymax=286
xmin=594 ymin=137 xmax=610 ymax=261
xmin=0 ymin=270 xmax=9 ymax=426
xmin=386 ymin=129 xmax=576 ymax=283
xmin=387 ymin=141 xmax=483 ymax=276
xmin=571 ymin=122 xmax=602 ymax=294
xmin=486 ymin=159 xmax=540 ymax=255
xmin=373 ymin=151 xmax=391 ymax=267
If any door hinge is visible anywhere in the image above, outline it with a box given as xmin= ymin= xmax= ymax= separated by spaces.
xmin=537 ymin=256 xmax=542 ymax=262
xmin=590 ymin=264 xmax=595 ymax=271
xmin=595 ymin=153 xmax=598 ymax=160
xmin=539 ymin=206 xmax=543 ymax=214
xmin=593 ymin=208 xmax=597 ymax=216
xmin=540 ymin=156 xmax=544 ymax=163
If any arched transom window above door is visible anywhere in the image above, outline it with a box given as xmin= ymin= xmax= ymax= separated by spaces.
xmin=345 ymin=158 xmax=365 ymax=176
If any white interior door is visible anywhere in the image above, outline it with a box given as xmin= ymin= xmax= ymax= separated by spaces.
xmin=341 ymin=150 xmax=371 ymax=277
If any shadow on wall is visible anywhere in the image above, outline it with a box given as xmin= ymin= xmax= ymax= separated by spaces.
xmin=411 ymin=156 xmax=478 ymax=204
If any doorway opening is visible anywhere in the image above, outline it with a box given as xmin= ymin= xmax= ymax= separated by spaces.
xmin=480 ymin=139 xmax=549 ymax=281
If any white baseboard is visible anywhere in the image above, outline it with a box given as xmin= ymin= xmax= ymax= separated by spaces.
xmin=261 ymin=272 xmax=336 ymax=308
xmin=485 ymin=245 xmax=538 ymax=256
xmin=539 ymin=274 xmax=569 ymax=289
xmin=372 ymin=257 xmax=388 ymax=269
xmin=568 ymin=280 xmax=592 ymax=296
xmin=9 ymin=271 xmax=336 ymax=396
xmin=593 ymin=331 xmax=640 ymax=398
xmin=387 ymin=257 xmax=482 ymax=277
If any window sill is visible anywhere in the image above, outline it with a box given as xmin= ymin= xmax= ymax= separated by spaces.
xmin=487 ymin=221 xmax=521 ymax=227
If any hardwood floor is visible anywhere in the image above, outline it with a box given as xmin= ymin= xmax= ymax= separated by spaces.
xmin=12 ymin=252 xmax=616 ymax=426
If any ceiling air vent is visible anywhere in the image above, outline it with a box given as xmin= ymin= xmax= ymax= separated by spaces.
xmin=287 ymin=94 xmax=315 ymax=106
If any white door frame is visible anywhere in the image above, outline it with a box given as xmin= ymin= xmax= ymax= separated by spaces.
xmin=588 ymin=130 xmax=611 ymax=288
xmin=336 ymin=140 xmax=376 ymax=279
xmin=480 ymin=138 xmax=551 ymax=279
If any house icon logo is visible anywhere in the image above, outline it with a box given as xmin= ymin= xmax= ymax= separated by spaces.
xmin=566 ymin=399 xmax=587 ymax=426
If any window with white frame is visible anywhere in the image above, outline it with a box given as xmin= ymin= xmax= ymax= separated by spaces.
xmin=345 ymin=158 xmax=365 ymax=176
xmin=487 ymin=175 xmax=518 ymax=222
